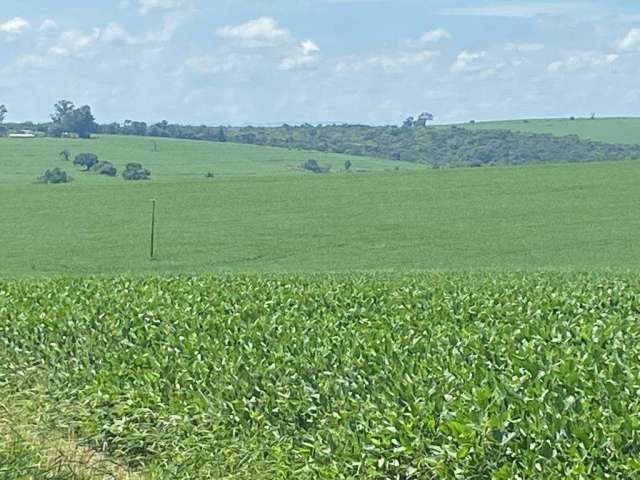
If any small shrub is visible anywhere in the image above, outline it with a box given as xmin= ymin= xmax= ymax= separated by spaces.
xmin=38 ymin=167 xmax=71 ymax=184
xmin=59 ymin=150 xmax=70 ymax=161
xmin=73 ymin=153 xmax=98 ymax=170
xmin=205 ymin=171 xmax=215 ymax=178
xmin=91 ymin=161 xmax=117 ymax=177
xmin=122 ymin=162 xmax=151 ymax=181
xmin=344 ymin=160 xmax=352 ymax=171
xmin=569 ymin=116 xmax=576 ymax=121
xmin=302 ymin=159 xmax=330 ymax=174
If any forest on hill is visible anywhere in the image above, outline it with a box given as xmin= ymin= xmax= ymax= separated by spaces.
xmin=4 ymin=100 xmax=640 ymax=168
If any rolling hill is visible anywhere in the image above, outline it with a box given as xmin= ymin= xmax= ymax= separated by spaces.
xmin=464 ymin=117 xmax=640 ymax=144
xmin=1 ymin=133 xmax=639 ymax=276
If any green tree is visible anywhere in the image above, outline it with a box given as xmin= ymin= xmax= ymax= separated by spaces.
xmin=122 ymin=163 xmax=151 ymax=180
xmin=50 ymin=101 xmax=97 ymax=138
xmin=73 ymin=153 xmax=99 ymax=170
xmin=51 ymin=100 xmax=75 ymax=123
xmin=38 ymin=167 xmax=72 ymax=184
xmin=0 ymin=104 xmax=7 ymax=123
xmin=62 ymin=105 xmax=97 ymax=138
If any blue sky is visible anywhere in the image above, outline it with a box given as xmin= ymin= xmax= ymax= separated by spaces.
xmin=1 ymin=0 xmax=640 ymax=125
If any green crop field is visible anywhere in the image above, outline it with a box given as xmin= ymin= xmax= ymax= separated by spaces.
xmin=464 ymin=117 xmax=640 ymax=145
xmin=2 ymin=274 xmax=640 ymax=478
xmin=2 ymin=134 xmax=640 ymax=277
xmin=2 ymin=127 xmax=640 ymax=478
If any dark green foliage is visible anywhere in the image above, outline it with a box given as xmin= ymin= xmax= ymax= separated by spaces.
xmin=122 ymin=162 xmax=150 ymax=180
xmin=344 ymin=159 xmax=352 ymax=171
xmin=37 ymin=167 xmax=71 ymax=184
xmin=95 ymin=121 xmax=640 ymax=168
xmin=205 ymin=171 xmax=215 ymax=178
xmin=90 ymin=161 xmax=117 ymax=177
xmin=2 ymin=274 xmax=640 ymax=478
xmin=50 ymin=100 xmax=97 ymax=139
xmin=59 ymin=149 xmax=70 ymax=161
xmin=302 ymin=158 xmax=330 ymax=173
xmin=73 ymin=153 xmax=98 ymax=170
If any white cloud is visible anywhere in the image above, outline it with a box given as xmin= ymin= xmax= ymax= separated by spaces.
xmin=336 ymin=50 xmax=438 ymax=72
xmin=451 ymin=50 xmax=487 ymax=72
xmin=618 ymin=28 xmax=640 ymax=51
xmin=217 ymin=17 xmax=292 ymax=47
xmin=548 ymin=52 xmax=618 ymax=72
xmin=39 ymin=19 xmax=58 ymax=32
xmin=0 ymin=17 xmax=30 ymax=38
xmin=138 ymin=0 xmax=186 ymax=14
xmin=102 ymin=22 xmax=135 ymax=44
xmin=442 ymin=2 xmax=593 ymax=18
xmin=280 ymin=40 xmax=320 ymax=70
xmin=50 ymin=28 xmax=101 ymax=56
xmin=419 ymin=28 xmax=451 ymax=44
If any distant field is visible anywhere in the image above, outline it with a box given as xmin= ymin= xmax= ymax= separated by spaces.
xmin=1 ymin=135 xmax=640 ymax=275
xmin=464 ymin=117 xmax=640 ymax=144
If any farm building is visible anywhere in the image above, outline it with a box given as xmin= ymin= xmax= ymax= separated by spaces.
xmin=8 ymin=129 xmax=37 ymax=139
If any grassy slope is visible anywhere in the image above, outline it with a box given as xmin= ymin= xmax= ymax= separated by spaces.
xmin=0 ymin=134 xmax=420 ymax=185
xmin=1 ymin=156 xmax=640 ymax=276
xmin=464 ymin=117 xmax=640 ymax=144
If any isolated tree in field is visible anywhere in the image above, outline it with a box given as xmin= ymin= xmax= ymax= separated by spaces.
xmin=51 ymin=100 xmax=75 ymax=123
xmin=74 ymin=153 xmax=99 ymax=170
xmin=344 ymin=159 xmax=352 ymax=171
xmin=0 ymin=104 xmax=7 ymax=136
xmin=122 ymin=162 xmax=150 ymax=180
xmin=62 ymin=105 xmax=97 ymax=138
xmin=38 ymin=167 xmax=71 ymax=184
xmin=59 ymin=150 xmax=70 ymax=161
xmin=50 ymin=100 xmax=97 ymax=138
xmin=302 ymin=159 xmax=330 ymax=174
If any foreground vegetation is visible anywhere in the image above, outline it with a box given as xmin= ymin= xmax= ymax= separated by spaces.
xmin=1 ymin=273 xmax=640 ymax=478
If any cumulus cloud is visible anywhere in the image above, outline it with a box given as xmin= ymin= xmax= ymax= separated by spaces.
xmin=618 ymin=28 xmax=640 ymax=51
xmin=39 ymin=19 xmax=58 ymax=32
xmin=547 ymin=51 xmax=618 ymax=72
xmin=451 ymin=50 xmax=487 ymax=72
xmin=217 ymin=17 xmax=292 ymax=47
xmin=50 ymin=28 xmax=101 ymax=56
xmin=419 ymin=28 xmax=451 ymax=44
xmin=280 ymin=40 xmax=320 ymax=70
xmin=0 ymin=17 xmax=30 ymax=39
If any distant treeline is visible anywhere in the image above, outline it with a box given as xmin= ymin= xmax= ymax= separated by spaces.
xmin=6 ymin=119 xmax=640 ymax=168
xmin=101 ymin=121 xmax=640 ymax=167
